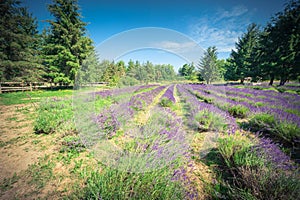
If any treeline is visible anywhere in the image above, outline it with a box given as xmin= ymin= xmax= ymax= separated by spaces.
xmin=225 ymin=0 xmax=300 ymax=85
xmin=0 ymin=0 xmax=93 ymax=84
xmin=79 ymin=57 xmax=177 ymax=86
xmin=0 ymin=0 xmax=177 ymax=86
xmin=1 ymin=0 xmax=299 ymax=86
xmin=178 ymin=0 xmax=300 ymax=86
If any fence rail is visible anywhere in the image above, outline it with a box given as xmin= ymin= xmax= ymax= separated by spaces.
xmin=0 ymin=82 xmax=108 ymax=93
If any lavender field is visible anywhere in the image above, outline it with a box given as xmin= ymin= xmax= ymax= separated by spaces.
xmin=1 ymin=83 xmax=300 ymax=199
xmin=46 ymin=84 xmax=300 ymax=198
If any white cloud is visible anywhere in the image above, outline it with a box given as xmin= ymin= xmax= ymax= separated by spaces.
xmin=216 ymin=5 xmax=248 ymax=20
xmin=154 ymin=41 xmax=198 ymax=53
xmin=188 ymin=5 xmax=252 ymax=57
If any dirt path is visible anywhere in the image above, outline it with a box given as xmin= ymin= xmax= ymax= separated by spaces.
xmin=0 ymin=104 xmax=42 ymax=181
xmin=0 ymin=104 xmax=61 ymax=199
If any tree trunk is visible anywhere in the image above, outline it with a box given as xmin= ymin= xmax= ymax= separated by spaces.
xmin=279 ymin=78 xmax=287 ymax=86
xmin=240 ymin=78 xmax=244 ymax=84
xmin=279 ymin=75 xmax=287 ymax=86
xmin=269 ymin=74 xmax=274 ymax=86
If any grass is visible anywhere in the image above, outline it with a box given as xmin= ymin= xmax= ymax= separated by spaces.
xmin=0 ymin=173 xmax=19 ymax=193
xmin=0 ymin=136 xmax=27 ymax=148
xmin=34 ymin=98 xmax=75 ymax=134
xmin=0 ymin=89 xmax=73 ymax=105
xmin=75 ymin=166 xmax=186 ymax=200
xmin=27 ymin=155 xmax=56 ymax=189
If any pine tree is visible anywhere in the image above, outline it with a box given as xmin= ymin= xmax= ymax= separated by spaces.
xmin=259 ymin=0 xmax=300 ymax=85
xmin=198 ymin=46 xmax=220 ymax=84
xmin=230 ymin=23 xmax=260 ymax=84
xmin=43 ymin=0 xmax=93 ymax=84
xmin=0 ymin=0 xmax=43 ymax=81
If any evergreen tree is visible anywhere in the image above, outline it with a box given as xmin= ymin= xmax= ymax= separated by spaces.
xmin=259 ymin=0 xmax=300 ymax=85
xmin=77 ymin=49 xmax=102 ymax=84
xmin=230 ymin=23 xmax=261 ymax=84
xmin=198 ymin=46 xmax=220 ymax=84
xmin=101 ymin=61 xmax=125 ymax=86
xmin=43 ymin=0 xmax=93 ymax=84
xmin=0 ymin=0 xmax=43 ymax=81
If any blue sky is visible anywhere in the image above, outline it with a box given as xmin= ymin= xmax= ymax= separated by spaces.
xmin=23 ymin=0 xmax=287 ymax=70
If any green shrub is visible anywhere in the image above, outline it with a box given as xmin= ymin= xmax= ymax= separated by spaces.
xmin=249 ymin=113 xmax=300 ymax=144
xmin=60 ymin=135 xmax=85 ymax=153
xmin=194 ymin=92 xmax=214 ymax=103
xmin=285 ymin=108 xmax=300 ymax=116
xmin=227 ymin=105 xmax=249 ymax=118
xmin=80 ymin=167 xmax=186 ymax=200
xmin=276 ymin=87 xmax=286 ymax=93
xmin=195 ymin=109 xmax=227 ymax=132
xmin=34 ymin=98 xmax=74 ymax=134
xmin=160 ymin=97 xmax=173 ymax=107
xmin=226 ymin=166 xmax=300 ymax=200
xmin=217 ymin=133 xmax=264 ymax=168
xmin=216 ymin=133 xmax=300 ymax=200
xmin=254 ymin=102 xmax=264 ymax=107
xmin=119 ymin=76 xmax=140 ymax=86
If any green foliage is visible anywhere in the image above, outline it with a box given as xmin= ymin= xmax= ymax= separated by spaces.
xmin=260 ymin=0 xmax=300 ymax=86
xmin=226 ymin=166 xmax=300 ymax=200
xmin=193 ymin=91 xmax=214 ymax=103
xmin=248 ymin=113 xmax=300 ymax=145
xmin=198 ymin=46 xmax=221 ymax=84
xmin=101 ymin=61 xmax=126 ymax=86
xmin=224 ymin=1 xmax=300 ymax=86
xmin=178 ymin=63 xmax=198 ymax=81
xmin=216 ymin=133 xmax=300 ymax=200
xmin=0 ymin=0 xmax=44 ymax=82
xmin=43 ymin=0 xmax=93 ymax=84
xmin=160 ymin=97 xmax=173 ymax=107
xmin=194 ymin=109 xmax=227 ymax=132
xmin=228 ymin=23 xmax=261 ymax=84
xmin=80 ymin=167 xmax=185 ymax=200
xmin=34 ymin=98 xmax=74 ymax=134
xmin=76 ymin=51 xmax=103 ymax=84
xmin=218 ymin=133 xmax=264 ymax=168
xmin=227 ymin=105 xmax=249 ymax=118
xmin=60 ymin=135 xmax=85 ymax=154
xmin=0 ymin=173 xmax=19 ymax=193
xmin=98 ymin=60 xmax=178 ymax=86
xmin=119 ymin=76 xmax=140 ymax=86
xmin=28 ymin=155 xmax=56 ymax=189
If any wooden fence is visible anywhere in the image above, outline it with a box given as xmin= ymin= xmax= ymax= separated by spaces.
xmin=0 ymin=82 xmax=108 ymax=93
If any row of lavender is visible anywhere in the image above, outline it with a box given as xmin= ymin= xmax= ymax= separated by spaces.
xmin=187 ymin=84 xmax=300 ymax=130
xmin=176 ymin=84 xmax=299 ymax=199
xmin=184 ymin=84 xmax=299 ymax=162
xmin=176 ymin=84 xmax=295 ymax=165
xmin=93 ymin=85 xmax=199 ymax=198
xmin=94 ymin=84 xmax=299 ymax=198
xmin=212 ymin=85 xmax=300 ymax=115
xmin=177 ymin=84 xmax=238 ymax=134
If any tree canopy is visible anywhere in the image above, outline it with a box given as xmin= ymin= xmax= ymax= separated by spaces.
xmin=0 ymin=0 xmax=43 ymax=82
xmin=43 ymin=0 xmax=93 ymax=84
xmin=198 ymin=46 xmax=221 ymax=84
xmin=224 ymin=0 xmax=300 ymax=85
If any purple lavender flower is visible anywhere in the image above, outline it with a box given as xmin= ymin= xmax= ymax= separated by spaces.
xmin=253 ymin=135 xmax=297 ymax=170
xmin=160 ymin=85 xmax=176 ymax=103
